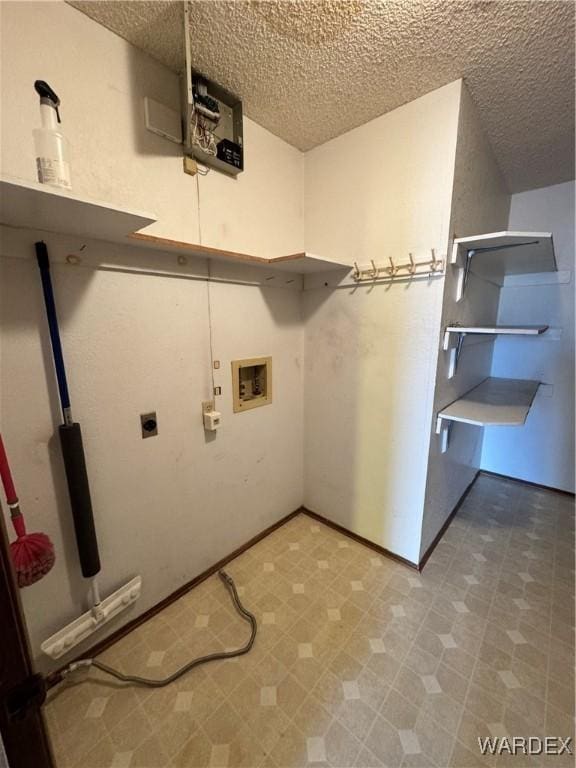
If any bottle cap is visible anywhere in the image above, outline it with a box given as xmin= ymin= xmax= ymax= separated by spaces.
xmin=34 ymin=80 xmax=61 ymax=123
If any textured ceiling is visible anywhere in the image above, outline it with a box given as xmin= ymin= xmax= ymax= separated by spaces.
xmin=68 ymin=0 xmax=575 ymax=192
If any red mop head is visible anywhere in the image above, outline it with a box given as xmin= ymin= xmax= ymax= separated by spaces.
xmin=10 ymin=513 xmax=55 ymax=588
xmin=0 ymin=434 xmax=55 ymax=588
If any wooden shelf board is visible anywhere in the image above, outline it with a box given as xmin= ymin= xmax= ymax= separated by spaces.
xmin=451 ymin=231 xmax=556 ymax=285
xmin=0 ymin=177 xmax=349 ymax=275
xmin=128 ymin=233 xmax=350 ymax=273
xmin=0 ymin=176 xmax=156 ymax=242
xmin=269 ymin=252 xmax=350 ymax=273
xmin=445 ymin=325 xmax=548 ymax=336
xmin=439 ymin=377 xmax=540 ymax=427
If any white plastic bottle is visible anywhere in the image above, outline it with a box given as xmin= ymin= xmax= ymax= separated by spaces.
xmin=33 ymin=80 xmax=71 ymax=190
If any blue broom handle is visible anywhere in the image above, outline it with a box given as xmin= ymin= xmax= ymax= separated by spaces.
xmin=35 ymin=241 xmax=73 ymax=425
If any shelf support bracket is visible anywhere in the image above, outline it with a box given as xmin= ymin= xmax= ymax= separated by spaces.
xmin=456 ymin=241 xmax=539 ymax=301
xmin=435 ymin=415 xmax=452 ymax=454
xmin=459 ymin=249 xmax=475 ymax=300
xmin=442 ymin=328 xmax=466 ymax=378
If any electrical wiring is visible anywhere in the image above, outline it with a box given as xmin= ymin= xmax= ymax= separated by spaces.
xmin=189 ymin=108 xmax=217 ymax=157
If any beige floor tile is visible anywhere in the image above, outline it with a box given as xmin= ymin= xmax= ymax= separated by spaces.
xmin=131 ymin=733 xmax=170 ymax=768
xmin=203 ymin=701 xmax=242 ymax=745
xmin=245 ymin=704 xmax=292 ymax=754
xmin=354 ymin=745 xmax=385 ymax=767
xmin=172 ymin=729 xmax=213 ymax=768
xmin=269 ymin=723 xmax=309 ymax=768
xmin=365 ymin=713 xmax=405 ymax=766
xmin=75 ymin=734 xmax=118 ymax=768
xmin=325 ymin=719 xmax=363 ymax=767
xmin=44 ymin=482 xmax=573 ymax=768
xmin=58 ymin=715 xmax=109 ymax=767
xmin=108 ymin=706 xmax=153 ymax=753
xmin=227 ymin=723 xmax=269 ymax=768
xmin=457 ymin=708 xmax=498 ymax=766
xmin=337 ymin=698 xmax=378 ymax=742
xmin=381 ymin=689 xmax=420 ymax=731
xmin=292 ymin=693 xmax=333 ymax=737
xmin=155 ymin=711 xmax=200 ymax=759
xmin=450 ymin=738 xmax=494 ymax=767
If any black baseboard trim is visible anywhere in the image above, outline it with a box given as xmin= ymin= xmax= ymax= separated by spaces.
xmin=301 ymin=507 xmax=420 ymax=571
xmin=479 ymin=470 xmax=575 ymax=498
xmin=46 ymin=506 xmax=302 ymax=687
xmin=418 ymin=470 xmax=480 ymax=571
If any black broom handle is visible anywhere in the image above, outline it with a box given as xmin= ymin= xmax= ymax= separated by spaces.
xmin=35 ymin=242 xmax=101 ymax=579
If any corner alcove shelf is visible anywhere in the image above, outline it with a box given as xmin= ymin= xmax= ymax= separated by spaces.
xmin=443 ymin=324 xmax=549 ymax=377
xmin=0 ymin=176 xmax=349 ymax=275
xmin=0 ymin=176 xmax=156 ymax=241
xmin=452 ymin=231 xmax=557 ymax=301
xmin=436 ymin=377 xmax=540 ymax=452
xmin=127 ymin=232 xmax=350 ymax=273
xmin=436 ymin=230 xmax=557 ymax=453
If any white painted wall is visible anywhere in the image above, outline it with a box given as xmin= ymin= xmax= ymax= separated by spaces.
xmin=302 ymin=82 xmax=462 ymax=564
xmin=0 ymin=1 xmax=304 ymax=258
xmin=3 ymin=0 xmax=564 ymax=678
xmin=0 ymin=1 xmax=304 ymax=670
xmin=482 ymin=181 xmax=575 ymax=492
xmin=420 ymin=85 xmax=510 ymax=558
xmin=0 ymin=233 xmax=304 ymax=672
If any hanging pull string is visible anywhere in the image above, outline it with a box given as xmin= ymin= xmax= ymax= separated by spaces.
xmin=56 ymin=571 xmax=256 ymax=688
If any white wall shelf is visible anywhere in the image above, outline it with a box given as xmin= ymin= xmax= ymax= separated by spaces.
xmin=444 ymin=324 xmax=549 ymax=337
xmin=0 ymin=176 xmax=350 ymax=276
xmin=451 ymin=231 xmax=556 ymax=300
xmin=438 ymin=376 xmax=540 ymax=427
xmin=0 ymin=176 xmax=157 ymax=242
xmin=443 ymin=325 xmax=549 ymax=377
xmin=128 ymin=232 xmax=350 ymax=274
xmin=435 ymin=377 xmax=540 ymax=453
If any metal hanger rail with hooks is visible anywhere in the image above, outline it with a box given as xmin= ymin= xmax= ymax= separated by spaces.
xmin=352 ymin=250 xmax=444 ymax=282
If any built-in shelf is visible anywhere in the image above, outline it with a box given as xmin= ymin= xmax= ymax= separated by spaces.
xmin=0 ymin=176 xmax=156 ymax=242
xmin=437 ymin=377 xmax=540 ymax=429
xmin=451 ymin=231 xmax=557 ymax=300
xmin=0 ymin=177 xmax=350 ymax=275
xmin=443 ymin=325 xmax=549 ymax=377
xmin=128 ymin=233 xmax=350 ymax=273
xmin=444 ymin=324 xmax=549 ymax=337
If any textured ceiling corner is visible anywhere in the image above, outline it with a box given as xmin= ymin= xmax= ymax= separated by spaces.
xmin=68 ymin=0 xmax=185 ymax=72
xmin=67 ymin=0 xmax=575 ymax=192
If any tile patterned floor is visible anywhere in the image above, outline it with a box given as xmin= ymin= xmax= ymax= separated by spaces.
xmin=45 ymin=475 xmax=575 ymax=768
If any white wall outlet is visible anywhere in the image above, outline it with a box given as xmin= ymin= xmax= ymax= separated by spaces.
xmin=202 ymin=400 xmax=220 ymax=430
xmin=203 ymin=410 xmax=221 ymax=431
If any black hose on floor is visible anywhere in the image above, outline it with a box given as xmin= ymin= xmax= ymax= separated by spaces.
xmin=59 ymin=571 xmax=257 ymax=689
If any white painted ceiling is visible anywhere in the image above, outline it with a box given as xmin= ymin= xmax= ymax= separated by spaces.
xmin=69 ymin=0 xmax=575 ymax=192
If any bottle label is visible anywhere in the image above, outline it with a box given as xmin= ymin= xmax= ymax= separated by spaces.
xmin=36 ymin=157 xmax=71 ymax=189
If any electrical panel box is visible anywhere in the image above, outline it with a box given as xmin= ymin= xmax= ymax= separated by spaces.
xmin=182 ymin=6 xmax=243 ymax=176
xmin=232 ymin=357 xmax=272 ymax=413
